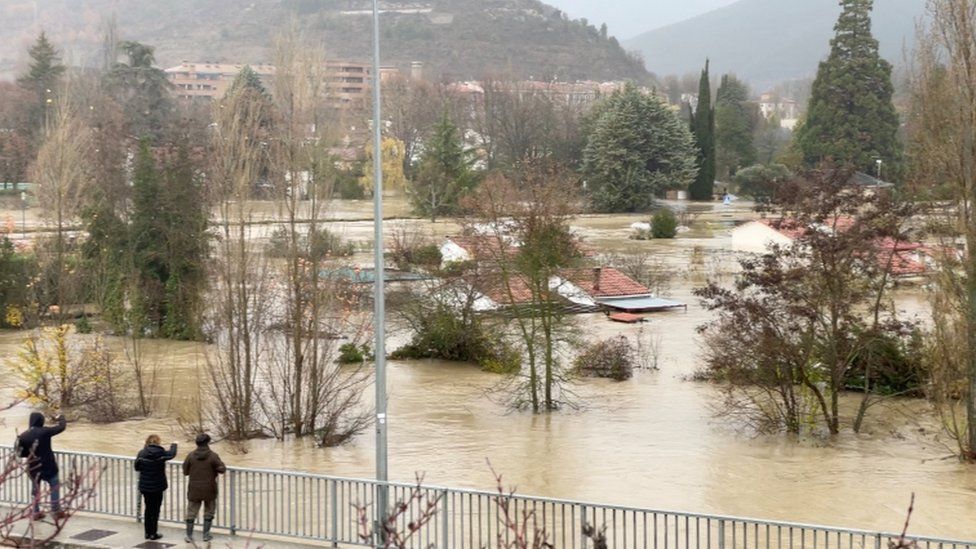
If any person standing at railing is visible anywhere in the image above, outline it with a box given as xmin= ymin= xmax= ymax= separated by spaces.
xmin=134 ymin=434 xmax=178 ymax=541
xmin=183 ymin=433 xmax=225 ymax=543
xmin=16 ymin=412 xmax=67 ymax=521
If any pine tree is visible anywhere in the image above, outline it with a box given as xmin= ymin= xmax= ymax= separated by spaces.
xmin=17 ymin=32 xmax=65 ymax=133
xmin=688 ymin=60 xmax=716 ymax=200
xmin=795 ymin=0 xmax=901 ymax=177
xmin=714 ymin=74 xmax=757 ymax=180
xmin=582 ymin=84 xmax=697 ymax=213
xmin=228 ymin=66 xmax=268 ymax=97
xmin=103 ymin=41 xmax=173 ymax=140
xmin=408 ymin=110 xmax=475 ymax=222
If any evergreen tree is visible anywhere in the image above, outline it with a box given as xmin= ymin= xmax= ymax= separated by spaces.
xmin=688 ymin=60 xmax=716 ymax=200
xmin=103 ymin=41 xmax=173 ymax=140
xmin=715 ymin=74 xmax=757 ymax=180
xmin=408 ymin=110 xmax=476 ymax=222
xmin=582 ymin=84 xmax=697 ymax=213
xmin=158 ymin=144 xmax=208 ymax=340
xmin=17 ymin=32 xmax=65 ymax=134
xmin=228 ymin=65 xmax=268 ymax=97
xmin=794 ymin=0 xmax=902 ymax=177
xmin=129 ymin=139 xmax=167 ymax=333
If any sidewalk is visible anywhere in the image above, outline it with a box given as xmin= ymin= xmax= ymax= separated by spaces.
xmin=21 ymin=513 xmax=338 ymax=548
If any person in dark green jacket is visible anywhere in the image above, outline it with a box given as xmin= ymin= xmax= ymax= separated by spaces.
xmin=182 ymin=433 xmax=225 ymax=542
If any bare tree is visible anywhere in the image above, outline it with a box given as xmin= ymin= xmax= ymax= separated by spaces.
xmin=30 ymin=84 xmax=91 ymax=319
xmin=907 ymin=0 xmax=976 ymax=460
xmin=462 ymin=161 xmax=583 ymax=412
xmin=205 ymin=69 xmax=274 ymax=441
xmin=260 ymin=29 xmax=372 ymax=445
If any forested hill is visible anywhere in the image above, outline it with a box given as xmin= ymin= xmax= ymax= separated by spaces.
xmin=0 ymin=0 xmax=650 ymax=82
xmin=623 ymin=0 xmax=924 ymax=87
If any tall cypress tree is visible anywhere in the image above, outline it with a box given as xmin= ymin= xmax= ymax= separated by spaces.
xmin=688 ymin=60 xmax=715 ymax=200
xmin=795 ymin=0 xmax=901 ymax=177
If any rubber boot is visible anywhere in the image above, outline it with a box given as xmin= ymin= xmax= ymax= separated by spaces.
xmin=184 ymin=520 xmax=195 ymax=543
xmin=202 ymin=519 xmax=213 ymax=542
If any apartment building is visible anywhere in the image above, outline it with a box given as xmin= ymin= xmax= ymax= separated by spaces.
xmin=165 ymin=60 xmax=399 ymax=106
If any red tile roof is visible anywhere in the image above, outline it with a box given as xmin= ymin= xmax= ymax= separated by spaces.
xmin=560 ymin=267 xmax=650 ymax=298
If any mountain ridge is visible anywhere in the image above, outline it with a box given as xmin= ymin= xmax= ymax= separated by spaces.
xmin=623 ymin=0 xmax=924 ymax=88
xmin=0 ymin=0 xmax=650 ymax=82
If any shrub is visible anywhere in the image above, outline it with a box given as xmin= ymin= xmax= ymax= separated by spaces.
xmin=337 ymin=342 xmax=372 ymax=364
xmin=651 ymin=208 xmax=678 ymax=239
xmin=74 ymin=316 xmax=93 ymax=334
xmin=391 ymin=301 xmax=516 ymax=372
xmin=266 ymin=226 xmax=354 ymax=261
xmin=574 ymin=336 xmax=636 ymax=381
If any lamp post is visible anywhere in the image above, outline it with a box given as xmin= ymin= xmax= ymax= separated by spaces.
xmin=875 ymin=159 xmax=883 ymax=180
xmin=370 ymin=0 xmax=389 ymax=537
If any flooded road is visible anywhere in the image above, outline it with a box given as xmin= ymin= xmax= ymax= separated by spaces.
xmin=0 ymin=198 xmax=973 ymax=539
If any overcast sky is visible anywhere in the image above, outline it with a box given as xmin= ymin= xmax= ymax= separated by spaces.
xmin=544 ymin=0 xmax=739 ymax=40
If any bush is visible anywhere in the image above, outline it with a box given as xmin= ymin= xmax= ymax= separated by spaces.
xmin=574 ymin=336 xmax=636 ymax=381
xmin=391 ymin=301 xmax=517 ymax=372
xmin=651 ymin=208 xmax=678 ymax=239
xmin=266 ymin=226 xmax=354 ymax=261
xmin=733 ymin=164 xmax=793 ymax=202
xmin=337 ymin=342 xmax=372 ymax=364
xmin=74 ymin=316 xmax=93 ymax=334
xmin=335 ymin=169 xmax=366 ymax=199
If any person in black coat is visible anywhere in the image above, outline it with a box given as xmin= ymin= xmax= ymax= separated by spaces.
xmin=16 ymin=412 xmax=67 ymax=520
xmin=134 ymin=434 xmax=178 ymax=540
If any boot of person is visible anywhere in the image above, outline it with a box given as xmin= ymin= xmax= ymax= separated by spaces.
xmin=202 ymin=519 xmax=213 ymax=542
xmin=184 ymin=520 xmax=195 ymax=542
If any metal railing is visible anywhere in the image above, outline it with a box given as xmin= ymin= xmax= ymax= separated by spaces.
xmin=1 ymin=446 xmax=973 ymax=548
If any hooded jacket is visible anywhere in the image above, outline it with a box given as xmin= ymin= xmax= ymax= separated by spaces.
xmin=134 ymin=443 xmax=178 ymax=493
xmin=16 ymin=412 xmax=66 ymax=479
xmin=182 ymin=446 xmax=226 ymax=502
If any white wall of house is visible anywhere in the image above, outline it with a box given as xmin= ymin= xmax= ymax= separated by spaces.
xmin=548 ymin=277 xmax=597 ymax=307
xmin=731 ymin=221 xmax=794 ymax=254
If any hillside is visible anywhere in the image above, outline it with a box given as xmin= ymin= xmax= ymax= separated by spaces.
xmin=0 ymin=0 xmax=650 ymax=82
xmin=623 ymin=0 xmax=924 ymax=88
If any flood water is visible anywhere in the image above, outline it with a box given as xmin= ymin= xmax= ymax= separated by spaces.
xmin=0 ymin=198 xmax=974 ymax=540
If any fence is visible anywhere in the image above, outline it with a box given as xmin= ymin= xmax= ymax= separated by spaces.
xmin=1 ymin=446 xmax=973 ymax=548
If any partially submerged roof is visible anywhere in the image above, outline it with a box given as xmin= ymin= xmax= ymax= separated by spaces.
xmin=596 ymin=296 xmax=686 ymax=313
xmin=560 ymin=267 xmax=650 ymax=298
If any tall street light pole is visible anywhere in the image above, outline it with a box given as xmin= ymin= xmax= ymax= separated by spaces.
xmin=371 ymin=0 xmax=389 ymax=536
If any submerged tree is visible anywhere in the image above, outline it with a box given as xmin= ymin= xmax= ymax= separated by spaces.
xmin=688 ymin=60 xmax=716 ymax=200
xmin=695 ymin=168 xmax=918 ymax=435
xmin=714 ymin=74 xmax=757 ymax=180
xmin=408 ymin=110 xmax=476 ymax=222
xmin=908 ymin=0 xmax=976 ymax=460
xmin=582 ymin=84 xmax=697 ymax=212
xmin=794 ymin=0 xmax=901 ymax=177
xmin=463 ymin=161 xmax=583 ymax=412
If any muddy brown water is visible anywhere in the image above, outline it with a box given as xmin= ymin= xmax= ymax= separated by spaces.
xmin=0 ymin=198 xmax=973 ymax=539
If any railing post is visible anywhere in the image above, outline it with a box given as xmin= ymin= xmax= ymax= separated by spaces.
xmin=580 ymin=505 xmax=587 ymax=548
xmin=330 ymin=480 xmax=339 ymax=548
xmin=718 ymin=519 xmax=726 ymax=549
xmin=228 ymin=470 xmax=237 ymax=536
xmin=875 ymin=533 xmax=882 ymax=549
xmin=441 ymin=489 xmax=450 ymax=548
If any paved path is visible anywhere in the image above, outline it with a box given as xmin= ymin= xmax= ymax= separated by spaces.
xmin=22 ymin=513 xmax=337 ymax=548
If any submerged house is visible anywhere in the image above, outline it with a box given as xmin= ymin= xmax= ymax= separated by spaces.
xmin=550 ymin=267 xmax=685 ymax=313
xmin=730 ymin=218 xmax=930 ymax=279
